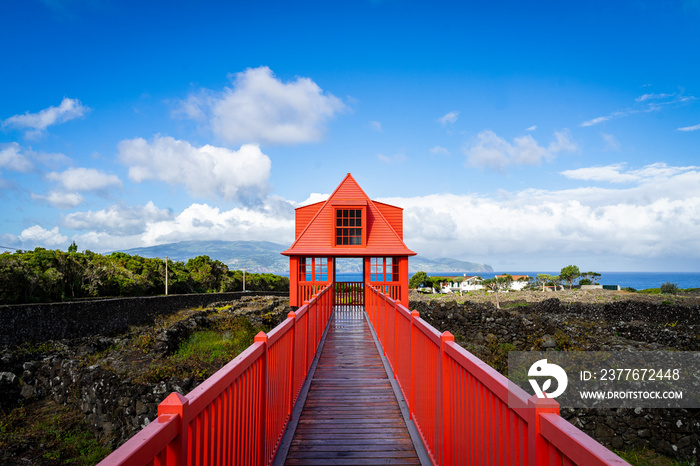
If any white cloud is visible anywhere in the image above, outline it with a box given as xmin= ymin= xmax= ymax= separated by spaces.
xmin=31 ymin=191 xmax=84 ymax=209
xmin=2 ymin=98 xmax=90 ymax=137
xmin=178 ymin=66 xmax=346 ymax=145
xmin=581 ymin=91 xmax=696 ymax=127
xmin=429 ymin=145 xmax=450 ymax=156
xmin=64 ymin=202 xmax=173 ymax=235
xmin=601 ymin=132 xmax=620 ymax=151
xmin=67 ymin=200 xmax=296 ymax=252
xmin=46 ymin=167 xmax=122 ymax=192
xmin=678 ymin=123 xmax=700 ymax=131
xmin=118 ymin=135 xmax=271 ymax=202
xmin=635 ymin=93 xmax=672 ymax=102
xmin=370 ymin=121 xmax=383 ymax=132
xmin=0 ymin=142 xmax=33 ymax=172
xmin=379 ymin=163 xmax=700 ymax=267
xmin=526 ymin=125 xmax=537 ymax=131
xmin=18 ymin=225 xmax=68 ymax=247
xmin=580 ymin=112 xmax=624 ymax=127
xmin=464 ymin=129 xmax=576 ymax=171
xmin=298 ymin=193 xmax=329 ymax=206
xmin=377 ymin=152 xmax=407 ymax=164
xmin=438 ymin=111 xmax=459 ymax=125
xmin=561 ymin=162 xmax=697 ymax=184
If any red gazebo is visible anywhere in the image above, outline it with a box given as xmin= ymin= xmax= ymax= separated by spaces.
xmin=282 ymin=173 xmax=416 ymax=307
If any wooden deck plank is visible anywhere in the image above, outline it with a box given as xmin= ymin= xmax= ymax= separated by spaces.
xmin=283 ymin=307 xmax=421 ymax=465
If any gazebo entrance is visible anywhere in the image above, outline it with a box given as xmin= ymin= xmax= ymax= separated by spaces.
xmin=333 ymin=257 xmax=364 ymax=306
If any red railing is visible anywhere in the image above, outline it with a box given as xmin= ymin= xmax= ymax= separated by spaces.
xmin=333 ymin=281 xmax=364 ymax=306
xmin=366 ymin=285 xmax=630 ymax=466
xmin=98 ymin=284 xmax=334 ymax=466
xmin=297 ymin=282 xmax=328 ymax=305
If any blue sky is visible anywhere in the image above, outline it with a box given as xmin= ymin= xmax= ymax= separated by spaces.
xmin=1 ymin=0 xmax=699 ymax=272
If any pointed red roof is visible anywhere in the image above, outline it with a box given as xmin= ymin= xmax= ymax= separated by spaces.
xmin=282 ymin=174 xmax=416 ymax=257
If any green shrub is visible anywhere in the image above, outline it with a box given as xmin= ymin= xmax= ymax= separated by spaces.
xmin=660 ymin=282 xmax=679 ymax=295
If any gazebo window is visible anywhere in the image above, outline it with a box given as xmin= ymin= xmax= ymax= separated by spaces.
xmin=335 ymin=209 xmax=363 ymax=245
xmin=370 ymin=257 xmax=399 ymax=282
xmin=300 ymin=257 xmax=328 ymax=282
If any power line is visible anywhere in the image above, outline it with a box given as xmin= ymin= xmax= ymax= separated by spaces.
xmin=0 ymin=245 xmax=22 ymax=251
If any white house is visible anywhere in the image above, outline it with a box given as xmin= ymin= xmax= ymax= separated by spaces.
xmin=438 ymin=275 xmax=484 ymax=294
xmin=495 ymin=274 xmax=530 ymax=291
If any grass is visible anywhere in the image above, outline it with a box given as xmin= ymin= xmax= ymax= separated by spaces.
xmin=137 ymin=316 xmax=260 ymax=383
xmin=0 ymin=398 xmax=110 ymax=465
xmin=615 ymin=447 xmax=695 ymax=466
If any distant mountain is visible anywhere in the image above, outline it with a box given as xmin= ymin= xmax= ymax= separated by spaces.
xmin=409 ymin=256 xmax=494 ymax=274
xmin=116 ymin=241 xmax=493 ymax=274
xmin=118 ymin=240 xmax=289 ymax=273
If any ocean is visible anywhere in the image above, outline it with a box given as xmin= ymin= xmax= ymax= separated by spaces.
xmin=335 ymin=272 xmax=700 ymax=290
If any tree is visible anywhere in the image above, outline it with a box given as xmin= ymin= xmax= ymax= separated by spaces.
xmin=409 ymin=271 xmax=429 ymax=289
xmin=482 ymin=274 xmax=512 ymax=309
xmin=579 ymin=271 xmax=601 ymax=285
xmin=68 ymin=241 xmax=78 ymax=254
xmin=559 ymin=265 xmax=580 ymax=289
xmin=536 ymin=274 xmax=552 ymax=291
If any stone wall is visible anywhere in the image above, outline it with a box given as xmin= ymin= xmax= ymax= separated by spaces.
xmin=411 ymin=298 xmax=700 ymax=461
xmin=0 ymin=291 xmax=286 ymax=348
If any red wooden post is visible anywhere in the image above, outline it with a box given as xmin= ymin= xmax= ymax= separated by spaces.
xmin=409 ymin=310 xmax=419 ymax=420
xmin=441 ymin=331 xmax=455 ymax=466
xmin=287 ymin=311 xmax=296 ymax=420
xmin=527 ymin=394 xmax=560 ymax=465
xmin=303 ymin=300 xmax=310 ymax=371
xmin=254 ymin=332 xmax=268 ymax=466
xmin=393 ymin=299 xmax=398 ymax=379
xmin=382 ymin=294 xmax=388 ymax=353
xmin=157 ymin=392 xmax=189 ymax=465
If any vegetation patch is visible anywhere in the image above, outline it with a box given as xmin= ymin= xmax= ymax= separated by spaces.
xmin=0 ymin=398 xmax=110 ymax=465
xmin=136 ymin=316 xmax=262 ymax=383
xmin=615 ymin=447 xmax=693 ymax=466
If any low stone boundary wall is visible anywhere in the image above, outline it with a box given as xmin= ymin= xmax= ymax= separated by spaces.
xmin=0 ymin=292 xmax=286 ymax=347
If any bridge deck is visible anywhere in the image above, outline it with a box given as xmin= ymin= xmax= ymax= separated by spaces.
xmin=283 ymin=306 xmax=422 ymax=465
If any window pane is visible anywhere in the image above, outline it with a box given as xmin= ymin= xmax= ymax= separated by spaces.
xmin=349 ymin=210 xmax=355 ymax=217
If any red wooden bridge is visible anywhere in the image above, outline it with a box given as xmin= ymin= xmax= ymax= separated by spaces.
xmin=99 ymin=175 xmax=629 ymax=465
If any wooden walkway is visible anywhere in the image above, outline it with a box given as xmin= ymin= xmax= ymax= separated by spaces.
xmin=283 ymin=306 xmax=422 ymax=465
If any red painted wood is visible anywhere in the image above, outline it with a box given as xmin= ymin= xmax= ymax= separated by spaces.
xmin=366 ymin=285 xmax=630 ymax=466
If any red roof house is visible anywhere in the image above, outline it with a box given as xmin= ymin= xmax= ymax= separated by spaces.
xmin=282 ymin=174 xmax=415 ymax=307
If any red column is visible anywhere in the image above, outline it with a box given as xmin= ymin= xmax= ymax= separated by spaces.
xmin=289 ymin=256 xmax=299 ymax=307
xmin=527 ymin=395 xmax=560 ymax=465
xmin=157 ymin=392 xmax=190 ymax=464
xmin=399 ymin=256 xmax=409 ymax=307
xmin=441 ymin=331 xmax=455 ymax=466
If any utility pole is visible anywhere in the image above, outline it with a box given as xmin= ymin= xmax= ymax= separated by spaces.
xmin=165 ymin=255 xmax=169 ymax=295
xmin=243 ymin=267 xmax=246 ymax=291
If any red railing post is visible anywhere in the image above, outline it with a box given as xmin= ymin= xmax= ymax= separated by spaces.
xmin=254 ymin=332 xmax=268 ymax=466
xmin=287 ymin=311 xmax=296 ymax=420
xmin=393 ymin=299 xmax=398 ymax=379
xmin=303 ymin=300 xmax=310 ymax=371
xmin=157 ymin=392 xmax=189 ymax=464
xmin=441 ymin=331 xmax=455 ymax=466
xmin=409 ymin=310 xmax=419 ymax=420
xmin=527 ymin=394 xmax=560 ymax=465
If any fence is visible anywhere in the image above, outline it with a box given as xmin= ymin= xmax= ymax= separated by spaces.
xmin=366 ymin=285 xmax=630 ymax=466
xmin=333 ymin=281 xmax=364 ymax=306
xmin=98 ymin=284 xmax=334 ymax=466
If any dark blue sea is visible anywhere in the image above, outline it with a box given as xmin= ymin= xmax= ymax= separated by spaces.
xmin=335 ymin=272 xmax=700 ymax=290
